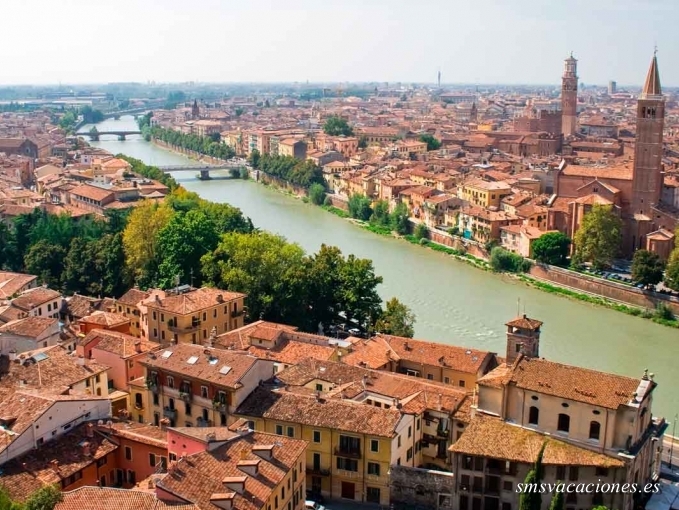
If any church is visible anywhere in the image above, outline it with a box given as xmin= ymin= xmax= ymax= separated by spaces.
xmin=547 ymin=53 xmax=677 ymax=259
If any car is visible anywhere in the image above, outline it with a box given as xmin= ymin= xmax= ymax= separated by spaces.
xmin=305 ymin=501 xmax=326 ymax=510
xmin=306 ymin=490 xmax=325 ymax=504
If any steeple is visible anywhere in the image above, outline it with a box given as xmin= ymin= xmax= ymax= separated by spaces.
xmin=641 ymin=51 xmax=662 ymax=99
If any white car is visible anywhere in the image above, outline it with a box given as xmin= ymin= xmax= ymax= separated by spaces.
xmin=305 ymin=502 xmax=325 ymax=510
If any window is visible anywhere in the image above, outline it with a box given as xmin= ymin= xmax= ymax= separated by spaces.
xmin=408 ymin=425 xmax=412 ymax=438
xmin=528 ymin=406 xmax=539 ymax=425
xmin=153 ymin=393 xmax=159 ymax=406
xmin=460 ymin=495 xmax=470 ymax=510
xmin=556 ymin=466 xmax=566 ymax=480
xmin=569 ymin=466 xmax=579 ymax=481
xmin=595 ymin=467 xmax=609 ymax=477
xmin=185 ymin=403 xmax=192 ymax=416
xmin=149 ymin=453 xmax=156 ymax=467
xmin=167 ymin=376 xmax=174 ymax=389
xmin=202 ymin=312 xmax=207 ymax=321
xmin=315 ymin=383 xmax=323 ymax=392
xmin=444 ymin=377 xmax=450 ymax=384
xmin=427 ymin=374 xmax=434 ymax=380
xmin=592 ymin=493 xmax=604 ymax=506
xmin=397 ymin=435 xmax=401 ymax=447
xmin=366 ymin=487 xmax=381 ymax=504
xmin=557 ymin=413 xmax=570 ymax=433
xmin=416 ymin=418 xmax=420 ymax=430
xmin=287 ymin=426 xmax=294 ymax=438
xmin=566 ymin=493 xmax=577 ymax=505
xmin=336 ymin=457 xmax=358 ymax=472
xmin=370 ymin=439 xmax=379 ymax=453
xmin=125 ymin=447 xmax=132 ymax=461
xmin=459 ymin=380 xmax=466 ymax=388
xmin=589 ymin=421 xmax=601 ymax=440
xmin=313 ymin=430 xmax=321 ymax=443
xmin=501 ymin=503 xmax=512 ymax=510
xmin=367 ymin=462 xmax=380 ymax=476
xmin=275 ymin=425 xmax=283 ymax=435
xmin=201 ymin=386 xmax=208 ymax=398
xmin=169 ymin=453 xmax=177 ymax=461
xmin=97 ymin=456 xmax=108 ymax=467
xmin=406 ymin=447 xmax=413 ymax=461
xmin=503 ymin=481 xmax=513 ymax=492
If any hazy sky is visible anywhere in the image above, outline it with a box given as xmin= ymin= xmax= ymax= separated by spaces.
xmin=2 ymin=0 xmax=677 ymax=86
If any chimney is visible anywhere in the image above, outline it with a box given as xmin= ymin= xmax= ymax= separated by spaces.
xmin=86 ymin=423 xmax=94 ymax=438
xmin=252 ymin=444 xmax=274 ymax=461
xmin=77 ymin=355 xmax=86 ymax=366
xmin=210 ymin=493 xmax=236 ymax=510
xmin=238 ymin=459 xmax=260 ymax=477
xmin=437 ymin=393 xmax=443 ymax=411
xmin=216 ymin=294 xmax=224 ymax=304
xmin=222 ymin=476 xmax=247 ymax=495
xmin=81 ymin=441 xmax=91 ymax=457
xmin=134 ymin=340 xmax=142 ymax=353
xmin=50 ymin=459 xmax=59 ymax=473
xmin=8 ymin=350 xmax=17 ymax=362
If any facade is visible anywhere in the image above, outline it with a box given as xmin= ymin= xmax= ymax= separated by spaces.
xmin=460 ymin=180 xmax=512 ymax=209
xmin=10 ymin=286 xmax=62 ymax=318
xmin=143 ymin=286 xmax=246 ymax=345
xmin=0 ymin=317 xmax=61 ymax=354
xmin=561 ymin=55 xmax=578 ymax=137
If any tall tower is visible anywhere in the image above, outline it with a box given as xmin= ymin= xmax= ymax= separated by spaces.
xmin=631 ymin=52 xmax=664 ymax=221
xmin=561 ymin=53 xmax=578 ymax=137
xmin=505 ymin=314 xmax=542 ymax=365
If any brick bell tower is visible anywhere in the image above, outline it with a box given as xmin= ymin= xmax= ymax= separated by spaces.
xmin=630 ymin=51 xmax=665 ymax=250
xmin=505 ymin=314 xmax=543 ymax=365
xmin=561 ymin=53 xmax=578 ymax=137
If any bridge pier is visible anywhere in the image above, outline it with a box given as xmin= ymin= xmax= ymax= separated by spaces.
xmin=198 ymin=170 xmax=211 ymax=180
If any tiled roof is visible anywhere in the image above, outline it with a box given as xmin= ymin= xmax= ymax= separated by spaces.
xmin=342 ymin=336 xmax=400 ymax=369
xmin=449 ymin=415 xmax=624 ymax=468
xmin=69 ymin=184 xmax=114 ymax=202
xmin=0 ymin=272 xmax=38 ymax=299
xmin=236 ymin=386 xmax=402 ymax=437
xmin=10 ymin=287 xmax=61 ymax=310
xmin=156 ymin=431 xmax=306 ymax=510
xmin=561 ymin=164 xmax=632 ymax=180
xmin=146 ymin=288 xmax=245 ymax=315
xmin=245 ymin=341 xmax=335 ymax=366
xmin=98 ymin=421 xmax=168 ymax=449
xmin=505 ymin=315 xmax=543 ymax=330
xmin=0 ymin=391 xmax=55 ymax=456
xmin=170 ymin=426 xmax=238 ymax=443
xmin=141 ymin=344 xmax=261 ymax=390
xmin=0 ymin=317 xmax=56 ymax=338
xmin=79 ymin=311 xmax=130 ymax=327
xmin=116 ymin=288 xmax=151 ymax=307
xmin=380 ymin=334 xmax=493 ymax=374
xmin=89 ymin=330 xmax=158 ymax=358
xmin=64 ymin=294 xmax=105 ymax=319
xmin=56 ymin=487 xmax=199 ymax=510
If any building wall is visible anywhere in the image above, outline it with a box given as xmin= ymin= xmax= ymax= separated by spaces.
xmin=109 ymin=435 xmax=168 ymax=488
xmin=390 ymin=465 xmax=454 ymax=510
xmin=0 ymin=325 xmax=61 ymax=355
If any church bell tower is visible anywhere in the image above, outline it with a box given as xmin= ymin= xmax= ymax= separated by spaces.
xmin=561 ymin=54 xmax=578 ymax=137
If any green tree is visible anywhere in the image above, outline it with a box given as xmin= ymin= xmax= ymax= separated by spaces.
xmin=24 ymin=241 xmax=66 ymax=289
xmin=414 ymin=223 xmax=428 ymax=240
xmin=348 ymin=194 xmax=372 ymax=221
xmin=358 ymin=136 xmax=368 ymax=149
xmin=573 ymin=205 xmax=623 ymax=270
xmin=532 ymin=232 xmax=571 ymax=266
xmin=419 ymin=133 xmax=442 ymax=151
xmin=390 ymin=202 xmax=410 ymax=235
xmin=519 ymin=470 xmax=540 ymax=510
xmin=548 ymin=487 xmax=564 ymax=510
xmin=490 ymin=246 xmax=530 ymax=273
xmin=631 ymin=249 xmax=665 ymax=287
xmin=374 ymin=297 xmax=416 ymax=337
xmin=308 ymin=183 xmax=326 ymax=206
xmin=335 ymin=253 xmax=383 ymax=331
xmin=62 ymin=237 xmax=99 ymax=294
xmin=370 ymin=200 xmax=390 ymax=227
xmin=248 ymin=149 xmax=261 ymax=169
xmin=323 ymin=115 xmax=354 ymax=136
xmin=23 ymin=485 xmax=63 ymax=510
xmin=665 ymin=249 xmax=679 ymax=291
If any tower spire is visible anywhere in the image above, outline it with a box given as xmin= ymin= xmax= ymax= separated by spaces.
xmin=641 ymin=51 xmax=662 ymax=98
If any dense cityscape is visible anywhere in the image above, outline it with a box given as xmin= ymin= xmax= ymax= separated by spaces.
xmin=2 ymin=6 xmax=679 ymax=510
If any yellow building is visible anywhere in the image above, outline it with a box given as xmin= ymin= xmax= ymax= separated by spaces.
xmin=460 ymin=179 xmax=512 ymax=208
xmin=143 ymin=286 xmax=246 ymax=345
xmin=236 ymin=387 xmax=411 ymax=506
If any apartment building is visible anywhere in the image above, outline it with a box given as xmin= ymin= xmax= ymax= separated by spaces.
xmin=10 ymin=286 xmax=63 ymax=318
xmin=114 ymin=287 xmax=151 ymax=337
xmin=136 ymin=343 xmax=274 ymax=428
xmin=143 ymin=286 xmax=246 ymax=345
xmin=0 ymin=316 xmax=61 ymax=354
xmin=460 ymin=179 xmax=512 ymax=208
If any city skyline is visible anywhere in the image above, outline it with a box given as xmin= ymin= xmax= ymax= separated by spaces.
xmin=2 ymin=0 xmax=678 ymax=86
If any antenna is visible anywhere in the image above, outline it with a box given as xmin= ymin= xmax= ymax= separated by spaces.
xmin=516 ymin=298 xmax=520 ymax=317
xmin=654 ymin=43 xmax=658 ymax=56
xmin=190 ymin=268 xmax=194 ymax=288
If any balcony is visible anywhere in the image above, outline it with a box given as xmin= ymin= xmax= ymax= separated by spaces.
xmin=212 ymin=401 xmax=227 ymax=413
xmin=306 ymin=467 xmax=331 ymax=476
xmin=334 ymin=447 xmax=361 ymax=459
xmin=163 ymin=407 xmax=177 ymax=420
xmin=168 ymin=321 xmax=200 ymax=334
xmin=146 ymin=380 xmax=159 ymax=394
xmin=436 ymin=428 xmax=449 ymax=438
xmin=231 ymin=309 xmax=244 ymax=318
xmin=197 ymin=417 xmax=213 ymax=427
xmin=180 ymin=391 xmax=192 ymax=403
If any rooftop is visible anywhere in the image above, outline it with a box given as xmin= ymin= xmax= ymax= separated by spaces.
xmin=146 ymin=287 xmax=245 ymax=315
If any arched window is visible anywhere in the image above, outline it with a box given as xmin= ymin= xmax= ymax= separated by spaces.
xmin=557 ymin=413 xmax=570 ymax=433
xmin=528 ymin=406 xmax=539 ymax=425
xmin=589 ymin=421 xmax=601 ymax=440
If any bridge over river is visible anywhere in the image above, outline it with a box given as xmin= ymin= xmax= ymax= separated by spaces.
xmin=77 ymin=130 xmax=141 ymax=140
xmin=158 ymin=162 xmax=246 ymax=180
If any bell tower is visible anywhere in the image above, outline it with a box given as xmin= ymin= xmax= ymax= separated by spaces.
xmin=631 ymin=52 xmax=664 ymax=222
xmin=561 ymin=54 xmax=578 ymax=137
xmin=505 ymin=315 xmax=543 ymax=364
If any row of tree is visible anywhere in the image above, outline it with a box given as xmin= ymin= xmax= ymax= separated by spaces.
xmin=57 ymin=105 xmax=105 ymax=132
xmin=0 ymin=485 xmax=62 ymax=510
xmin=249 ymin=151 xmax=325 ymax=189
xmin=147 ymin=126 xmax=235 ymax=161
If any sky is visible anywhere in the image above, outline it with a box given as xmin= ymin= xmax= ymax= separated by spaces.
xmin=1 ymin=0 xmax=677 ymax=87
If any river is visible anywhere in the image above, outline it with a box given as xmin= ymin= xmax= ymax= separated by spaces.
xmin=85 ymin=116 xmax=678 ymax=419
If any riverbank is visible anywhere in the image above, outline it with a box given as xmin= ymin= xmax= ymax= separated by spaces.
xmin=255 ymin=176 xmax=679 ymax=329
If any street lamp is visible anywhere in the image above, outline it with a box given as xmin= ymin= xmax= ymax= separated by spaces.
xmin=670 ymin=413 xmax=678 ymax=470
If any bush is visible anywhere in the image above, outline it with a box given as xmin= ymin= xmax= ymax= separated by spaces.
xmin=308 ymin=183 xmax=326 ymax=206
xmin=229 ymin=168 xmax=240 ymax=178
xmin=655 ymin=302 xmax=675 ymax=321
xmin=348 ymin=194 xmax=373 ymax=221
xmin=448 ymin=226 xmax=460 ymax=236
xmin=414 ymin=223 xmax=428 ymax=240
xmin=484 ymin=239 xmax=499 ymax=252
xmin=490 ymin=246 xmax=530 ymax=273
xmin=323 ymin=195 xmax=333 ymax=206
xmin=239 ymin=166 xmax=249 ymax=179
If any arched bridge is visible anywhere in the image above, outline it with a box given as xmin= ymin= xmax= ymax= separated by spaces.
xmin=158 ymin=163 xmax=246 ymax=180
xmin=77 ymin=130 xmax=141 ymax=140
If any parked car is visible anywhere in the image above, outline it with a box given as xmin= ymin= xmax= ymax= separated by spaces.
xmin=305 ymin=501 xmax=326 ymax=510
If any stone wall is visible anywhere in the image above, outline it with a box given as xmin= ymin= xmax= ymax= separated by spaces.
xmin=390 ymin=465 xmax=454 ymax=510
xmin=254 ymin=171 xmax=307 ymax=196
xmin=327 ymin=194 xmax=349 ymax=211
xmin=152 ymin=139 xmax=228 ymax=165
xmin=420 ymin=226 xmax=490 ymax=261
xmin=529 ymin=263 xmax=679 ymax=314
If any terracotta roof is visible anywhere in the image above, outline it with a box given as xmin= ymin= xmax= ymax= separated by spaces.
xmin=98 ymin=421 xmax=168 ymax=449
xmin=156 ymin=431 xmax=306 ymax=510
xmin=169 ymin=426 xmax=238 ymax=443
xmin=0 ymin=317 xmax=57 ymax=338
xmin=64 ymin=294 xmax=108 ymax=319
xmin=88 ymin=330 xmax=158 ymax=358
xmin=641 ymin=54 xmax=662 ymax=98
xmin=380 ymin=334 xmax=493 ymax=374
xmin=561 ymin=164 xmax=632 ymax=180
xmin=141 ymin=344 xmax=261 ymax=390
xmin=0 ymin=272 xmax=38 ymax=299
xmin=10 ymin=287 xmax=61 ymax=311
xmin=69 ymin=184 xmax=114 ymax=202
xmin=505 ymin=315 xmax=543 ymax=330
xmin=55 ymin=487 xmax=199 ymax=510
xmin=146 ymin=288 xmax=245 ymax=316
xmin=79 ymin=311 xmax=130 ymax=327
xmin=342 ymin=336 xmax=400 ymax=369
xmin=245 ymin=341 xmax=335 ymax=366
xmin=449 ymin=415 xmax=624 ymax=468
xmin=236 ymin=387 xmax=402 ymax=437
xmin=0 ymin=391 xmax=56 ymax=456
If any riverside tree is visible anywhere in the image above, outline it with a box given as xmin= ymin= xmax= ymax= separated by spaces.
xmin=531 ymin=232 xmax=571 ymax=266
xmin=631 ymin=249 xmax=665 ymax=287
xmin=573 ymin=205 xmax=623 ymax=269
xmin=374 ymin=297 xmax=416 ymax=337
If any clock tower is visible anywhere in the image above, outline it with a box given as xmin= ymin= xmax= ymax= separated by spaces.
xmin=561 ymin=54 xmax=578 ymax=137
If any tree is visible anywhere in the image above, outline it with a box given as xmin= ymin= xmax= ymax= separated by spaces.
xmin=665 ymin=250 xmax=679 ymax=291
xmin=248 ymin=149 xmax=261 ymax=169
xmin=631 ymin=250 xmax=665 ymax=287
xmin=24 ymin=241 xmax=66 ymax=289
xmin=348 ymin=194 xmax=372 ymax=221
xmin=573 ymin=205 xmax=623 ymax=270
xmin=374 ymin=297 xmax=416 ymax=337
xmin=358 ymin=136 xmax=368 ymax=149
xmin=390 ymin=202 xmax=410 ymax=235
xmin=419 ymin=133 xmax=441 ymax=151
xmin=370 ymin=200 xmax=390 ymax=227
xmin=23 ymin=485 xmax=63 ymax=510
xmin=548 ymin=488 xmax=564 ymax=510
xmin=308 ymin=183 xmax=326 ymax=206
xmin=323 ymin=115 xmax=354 ymax=137
xmin=519 ymin=470 xmax=541 ymax=510
xmin=414 ymin=223 xmax=428 ymax=240
xmin=490 ymin=246 xmax=530 ymax=273
xmin=532 ymin=232 xmax=571 ymax=266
